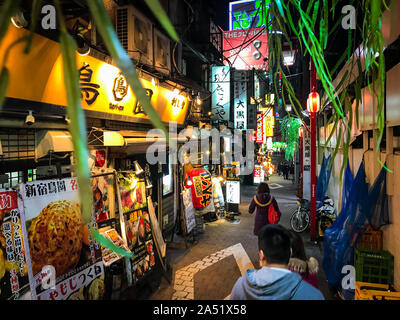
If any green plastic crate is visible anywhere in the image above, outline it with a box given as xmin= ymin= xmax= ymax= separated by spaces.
xmin=354 ymin=248 xmax=394 ymax=285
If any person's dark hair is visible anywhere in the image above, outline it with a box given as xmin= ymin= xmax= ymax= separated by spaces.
xmin=257 ymin=182 xmax=270 ymax=194
xmin=258 ymin=224 xmax=291 ymax=265
xmin=289 ymin=230 xmax=308 ymax=261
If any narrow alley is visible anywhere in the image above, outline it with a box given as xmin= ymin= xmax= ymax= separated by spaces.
xmin=145 ymin=175 xmax=335 ymax=300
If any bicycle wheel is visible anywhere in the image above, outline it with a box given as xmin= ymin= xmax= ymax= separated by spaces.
xmin=290 ymin=209 xmax=310 ymax=233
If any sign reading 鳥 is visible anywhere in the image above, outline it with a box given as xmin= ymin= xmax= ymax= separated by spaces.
xmin=211 ymin=66 xmax=230 ymax=122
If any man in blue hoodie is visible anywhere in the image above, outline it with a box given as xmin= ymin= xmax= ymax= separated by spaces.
xmin=230 ymin=224 xmax=324 ymax=300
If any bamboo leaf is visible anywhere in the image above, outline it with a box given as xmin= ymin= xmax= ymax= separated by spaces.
xmin=275 ymin=0 xmax=285 ymax=18
xmin=24 ymin=0 xmax=43 ymax=53
xmin=90 ymin=227 xmax=134 ymax=258
xmin=144 ymin=0 xmax=179 ymax=42
xmin=86 ymin=0 xmax=169 ymax=143
xmin=59 ymin=30 xmax=93 ymax=226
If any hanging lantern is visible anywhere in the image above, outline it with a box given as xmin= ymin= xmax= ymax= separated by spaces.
xmin=299 ymin=126 xmax=303 ymax=138
xmin=307 ymin=92 xmax=320 ymax=113
xmin=186 ymin=168 xmax=212 ymax=208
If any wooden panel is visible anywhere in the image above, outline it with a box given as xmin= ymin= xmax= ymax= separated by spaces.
xmin=386 ymin=64 xmax=400 ymax=127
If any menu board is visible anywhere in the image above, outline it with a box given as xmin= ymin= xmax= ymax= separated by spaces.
xmin=19 ymin=178 xmax=104 ymax=300
xmin=100 ymin=228 xmax=131 ymax=267
xmin=91 ymin=172 xmax=116 ymax=223
xmin=0 ymin=190 xmax=29 ymax=300
xmin=122 ymin=208 xmax=156 ymax=286
xmin=182 ymin=188 xmax=196 ymax=234
xmin=226 ymin=180 xmax=240 ymax=204
xmin=117 ymin=172 xmax=147 ymax=212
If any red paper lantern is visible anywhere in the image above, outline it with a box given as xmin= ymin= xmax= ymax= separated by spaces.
xmin=299 ymin=126 xmax=303 ymax=138
xmin=307 ymin=92 xmax=320 ymax=113
xmin=186 ymin=168 xmax=212 ymax=208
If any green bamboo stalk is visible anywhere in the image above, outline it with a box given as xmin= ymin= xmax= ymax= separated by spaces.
xmin=144 ymin=0 xmax=179 ymax=42
xmin=24 ymin=0 xmax=43 ymax=53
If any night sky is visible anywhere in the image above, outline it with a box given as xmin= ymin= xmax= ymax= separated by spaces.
xmin=215 ymin=0 xmax=232 ymax=30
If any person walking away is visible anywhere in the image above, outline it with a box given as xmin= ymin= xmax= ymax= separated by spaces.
xmin=248 ymin=182 xmax=281 ymax=236
xmin=283 ymin=162 xmax=289 ymax=180
xmin=229 ymin=224 xmax=324 ymax=300
xmin=288 ymin=230 xmax=319 ymax=289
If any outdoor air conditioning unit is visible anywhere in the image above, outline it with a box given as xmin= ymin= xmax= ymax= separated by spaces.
xmin=154 ymin=28 xmax=171 ymax=74
xmin=116 ymin=5 xmax=154 ymax=66
xmin=35 ymin=130 xmax=73 ymax=160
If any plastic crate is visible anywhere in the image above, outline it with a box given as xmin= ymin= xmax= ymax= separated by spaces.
xmin=354 ymin=248 xmax=394 ymax=285
xmin=355 ymin=282 xmax=400 ymax=300
xmin=357 ymin=226 xmax=383 ymax=250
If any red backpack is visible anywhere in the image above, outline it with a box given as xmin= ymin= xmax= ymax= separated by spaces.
xmin=267 ymin=197 xmax=280 ymax=224
xmin=254 ymin=195 xmax=280 ymax=224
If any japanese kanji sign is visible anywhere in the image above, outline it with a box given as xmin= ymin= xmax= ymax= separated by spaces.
xmin=226 ymin=180 xmax=240 ymax=204
xmin=211 ymin=66 xmax=230 ymax=122
xmin=19 ymin=178 xmax=104 ymax=300
xmin=0 ymin=190 xmax=29 ymax=300
xmin=234 ymin=70 xmax=248 ymax=130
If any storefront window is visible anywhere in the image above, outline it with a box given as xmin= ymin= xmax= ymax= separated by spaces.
xmin=0 ymin=169 xmax=35 ymax=189
xmin=162 ymin=163 xmax=173 ymax=196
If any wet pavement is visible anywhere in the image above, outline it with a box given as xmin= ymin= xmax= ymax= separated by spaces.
xmin=124 ymin=175 xmax=337 ymax=300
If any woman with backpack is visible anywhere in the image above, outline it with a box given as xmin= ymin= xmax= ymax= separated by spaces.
xmin=249 ymin=182 xmax=282 ymax=236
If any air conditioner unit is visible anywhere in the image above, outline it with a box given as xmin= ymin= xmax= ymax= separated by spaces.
xmin=35 ymin=130 xmax=73 ymax=159
xmin=116 ymin=5 xmax=154 ymax=66
xmin=154 ymin=28 xmax=171 ymax=74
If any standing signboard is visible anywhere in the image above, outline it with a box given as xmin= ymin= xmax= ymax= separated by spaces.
xmin=181 ymin=188 xmax=196 ymax=235
xmin=19 ymin=178 xmax=104 ymax=300
xmin=116 ymin=172 xmax=156 ymax=287
xmin=0 ymin=190 xmax=29 ymax=300
xmin=226 ymin=180 xmax=240 ymax=204
xmin=253 ymin=165 xmax=264 ymax=184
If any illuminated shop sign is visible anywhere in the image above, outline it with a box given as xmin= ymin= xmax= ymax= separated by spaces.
xmin=264 ymin=107 xmax=274 ymax=137
xmin=211 ymin=66 xmax=230 ymax=122
xmin=233 ymin=70 xmax=248 ymax=130
xmin=229 ymin=0 xmax=271 ymax=31
xmin=1 ymin=26 xmax=188 ymax=125
xmin=256 ymin=111 xmax=264 ymax=143
xmin=223 ymin=27 xmax=268 ymax=70
xmin=272 ymin=142 xmax=287 ymax=148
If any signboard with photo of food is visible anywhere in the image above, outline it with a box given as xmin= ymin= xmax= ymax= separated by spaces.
xmin=100 ymin=228 xmax=131 ymax=267
xmin=122 ymin=208 xmax=155 ymax=286
xmin=92 ymin=173 xmax=116 ymax=223
xmin=0 ymin=190 xmax=30 ymax=300
xmin=19 ymin=178 xmax=104 ymax=300
xmin=117 ymin=172 xmax=147 ymax=213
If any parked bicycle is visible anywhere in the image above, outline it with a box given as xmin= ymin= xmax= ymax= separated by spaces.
xmin=290 ymin=196 xmax=337 ymax=237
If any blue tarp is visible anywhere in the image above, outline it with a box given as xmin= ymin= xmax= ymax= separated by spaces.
xmin=322 ymin=159 xmax=390 ymax=289
xmin=316 ymin=154 xmax=332 ymax=207
xmin=341 ymin=160 xmax=354 ymax=212
xmin=322 ymin=159 xmax=368 ymax=288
